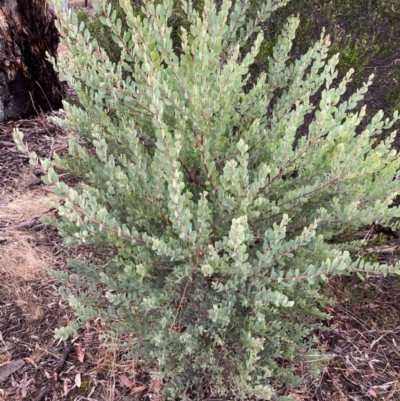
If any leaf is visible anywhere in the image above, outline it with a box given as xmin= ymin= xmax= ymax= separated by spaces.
xmin=132 ymin=385 xmax=147 ymax=393
xmin=24 ymin=357 xmax=37 ymax=367
xmin=63 ymin=378 xmax=71 ymax=396
xmin=75 ymin=373 xmax=81 ymax=388
xmin=119 ymin=374 xmax=133 ymax=388
xmin=368 ymin=388 xmax=377 ymax=398
xmin=92 ymin=1 xmax=102 ymax=12
xmin=356 ymin=271 xmax=365 ymax=281
xmin=0 ymin=360 xmax=25 ymax=380
xmin=76 ymin=346 xmax=85 ymax=363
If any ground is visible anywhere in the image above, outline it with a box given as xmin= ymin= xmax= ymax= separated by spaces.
xmin=2 ymin=2 xmax=400 ymax=401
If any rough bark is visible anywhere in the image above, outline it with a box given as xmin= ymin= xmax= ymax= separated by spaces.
xmin=0 ymin=0 xmax=62 ymax=122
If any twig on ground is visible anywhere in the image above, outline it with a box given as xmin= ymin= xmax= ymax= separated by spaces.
xmin=11 ymin=217 xmax=39 ymax=230
xmin=23 ymin=179 xmax=43 ymax=189
xmin=6 ymin=208 xmax=56 ymax=230
xmin=33 ymin=341 xmax=73 ymax=401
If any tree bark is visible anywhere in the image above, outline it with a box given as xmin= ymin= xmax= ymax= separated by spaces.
xmin=0 ymin=0 xmax=62 ymax=122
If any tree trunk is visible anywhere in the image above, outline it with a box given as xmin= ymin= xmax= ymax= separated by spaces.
xmin=0 ymin=0 xmax=62 ymax=122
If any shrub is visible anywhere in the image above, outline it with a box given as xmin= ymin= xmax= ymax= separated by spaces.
xmin=253 ymin=0 xmax=400 ymax=131
xmin=75 ymin=0 xmax=126 ymax=63
xmin=15 ymin=0 xmax=400 ymax=399
xmin=77 ymin=0 xmax=400 ymax=129
xmin=75 ymin=0 xmax=205 ymax=64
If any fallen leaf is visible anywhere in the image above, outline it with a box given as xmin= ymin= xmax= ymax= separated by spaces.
xmin=10 ymin=374 xmax=17 ymax=387
xmin=0 ymin=360 xmax=25 ymax=381
xmin=119 ymin=374 xmax=133 ymax=388
xmin=63 ymin=378 xmax=70 ymax=396
xmin=75 ymin=373 xmax=81 ymax=388
xmin=132 ymin=385 xmax=147 ymax=393
xmin=368 ymin=388 xmax=377 ymax=398
xmin=76 ymin=346 xmax=85 ymax=363
xmin=125 ymin=360 xmax=137 ymax=373
xmin=24 ymin=358 xmax=37 ymax=367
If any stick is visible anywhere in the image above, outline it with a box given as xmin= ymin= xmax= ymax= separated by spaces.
xmin=23 ymin=179 xmax=43 ymax=189
xmin=11 ymin=218 xmax=38 ymax=230
xmin=9 ymin=208 xmax=56 ymax=230
xmin=33 ymin=341 xmax=73 ymax=401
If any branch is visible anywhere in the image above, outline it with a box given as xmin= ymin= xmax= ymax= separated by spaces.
xmin=33 ymin=341 xmax=73 ymax=401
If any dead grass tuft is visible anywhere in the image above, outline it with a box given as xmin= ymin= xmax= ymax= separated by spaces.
xmin=0 ymin=186 xmax=57 ymax=224
xmin=0 ymin=187 xmax=58 ymax=281
xmin=1 ymin=235 xmax=50 ymax=281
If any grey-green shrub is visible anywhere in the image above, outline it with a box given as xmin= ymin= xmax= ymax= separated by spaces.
xmin=254 ymin=0 xmax=400 ymax=132
xmin=77 ymin=0 xmax=400 ymax=126
xmin=75 ymin=0 xmax=205 ymax=64
xmin=16 ymin=0 xmax=400 ymax=399
xmin=75 ymin=1 xmax=126 ymax=63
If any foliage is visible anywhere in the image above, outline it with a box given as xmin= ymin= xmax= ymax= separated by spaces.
xmin=75 ymin=0 xmax=205 ymax=64
xmin=75 ymin=0 xmax=126 ymax=63
xmin=15 ymin=0 xmax=400 ymax=399
xmin=76 ymin=0 xmax=400 ymax=137
xmin=254 ymin=0 xmax=400 ymax=127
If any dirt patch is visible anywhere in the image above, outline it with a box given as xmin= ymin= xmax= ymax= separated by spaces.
xmin=310 ymin=275 xmax=400 ymax=400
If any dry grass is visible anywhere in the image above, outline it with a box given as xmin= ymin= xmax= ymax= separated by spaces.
xmin=1 ymin=234 xmax=51 ymax=280
xmin=0 ymin=183 xmax=60 ymax=337
xmin=0 ymin=182 xmax=58 ymax=282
